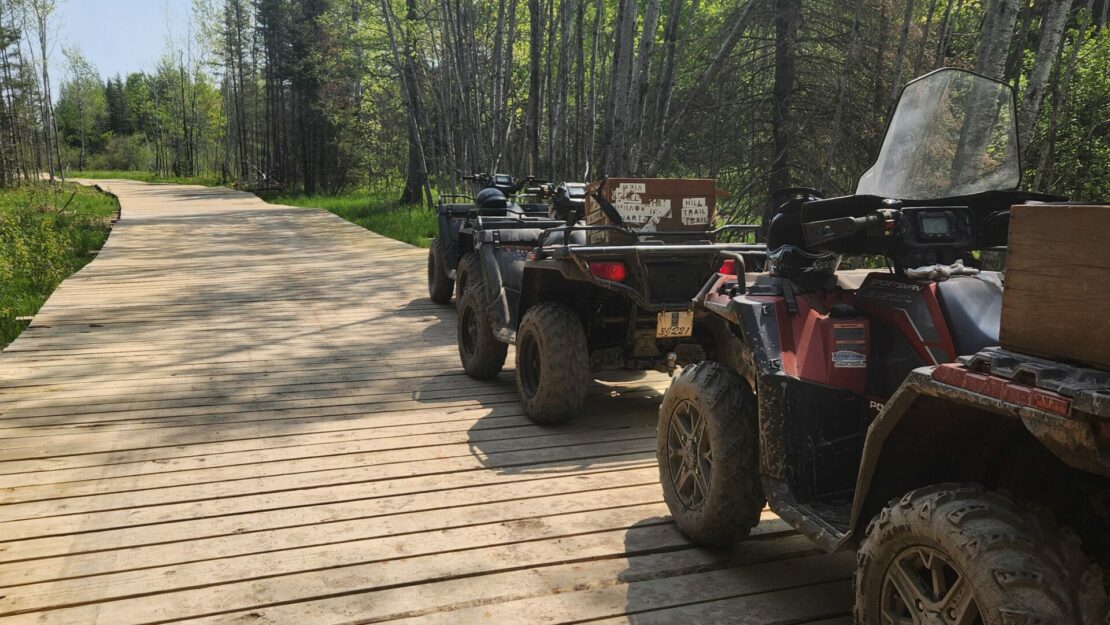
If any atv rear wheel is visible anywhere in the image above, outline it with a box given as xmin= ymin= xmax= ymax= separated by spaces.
xmin=457 ymin=286 xmax=507 ymax=379
xmin=855 ymin=484 xmax=1107 ymax=625
xmin=455 ymin=253 xmax=483 ymax=301
xmin=657 ymin=361 xmax=765 ymax=547
xmin=515 ymin=303 xmax=589 ymax=424
xmin=427 ymin=242 xmax=454 ymax=304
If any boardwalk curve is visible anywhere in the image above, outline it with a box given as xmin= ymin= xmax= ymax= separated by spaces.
xmin=0 ymin=180 xmax=852 ymax=624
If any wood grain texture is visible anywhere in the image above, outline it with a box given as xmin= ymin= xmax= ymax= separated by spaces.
xmin=0 ymin=180 xmax=852 ymax=624
xmin=1001 ymin=204 xmax=1110 ymax=370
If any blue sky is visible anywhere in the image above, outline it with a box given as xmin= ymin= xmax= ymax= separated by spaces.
xmin=55 ymin=0 xmax=192 ymax=82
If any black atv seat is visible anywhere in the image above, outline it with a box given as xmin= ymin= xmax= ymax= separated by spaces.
xmin=439 ymin=203 xmax=472 ymax=217
xmin=935 ymin=272 xmax=1003 ymax=355
xmin=542 ymin=230 xmax=587 ymax=245
xmin=513 ymin=203 xmax=550 ymax=215
xmin=491 ymin=228 xmax=587 ymax=246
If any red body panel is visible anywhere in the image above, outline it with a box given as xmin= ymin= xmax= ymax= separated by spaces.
xmin=775 ymin=292 xmax=870 ymax=396
xmin=855 ymin=277 xmax=957 ymax=366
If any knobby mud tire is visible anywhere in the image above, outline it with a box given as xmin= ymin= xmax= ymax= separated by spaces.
xmin=515 ymin=303 xmax=589 ymax=424
xmin=855 ymin=483 xmax=1108 ymax=625
xmin=656 ymin=361 xmax=765 ymax=547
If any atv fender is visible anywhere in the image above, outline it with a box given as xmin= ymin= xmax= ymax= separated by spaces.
xmin=845 ymin=366 xmax=1110 ymax=551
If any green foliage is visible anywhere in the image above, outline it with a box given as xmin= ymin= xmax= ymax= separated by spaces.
xmin=88 ymin=134 xmax=156 ymax=171
xmin=0 ymin=183 xmax=117 ymax=349
xmin=1024 ymin=25 xmax=1110 ymax=202
xmin=68 ymin=170 xmax=224 ymax=187
xmin=258 ymin=189 xmax=437 ymax=248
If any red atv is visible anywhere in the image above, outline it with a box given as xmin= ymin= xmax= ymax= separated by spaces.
xmin=658 ymin=68 xmax=1109 ymax=623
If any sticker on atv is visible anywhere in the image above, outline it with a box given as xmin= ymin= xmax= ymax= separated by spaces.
xmin=657 ymin=311 xmax=694 ymax=338
xmin=832 ymin=350 xmax=867 ymax=368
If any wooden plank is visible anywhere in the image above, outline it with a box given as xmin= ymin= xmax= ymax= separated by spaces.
xmin=0 ymin=468 xmax=664 ymax=564
xmin=0 ymin=410 xmax=654 ymax=480
xmin=1002 ymin=204 xmax=1110 ymax=369
xmin=184 ymin=533 xmax=825 ymax=625
xmin=0 ymin=437 xmax=655 ymax=522
xmin=0 ymin=484 xmax=683 ymax=587
xmin=0 ymin=180 xmax=848 ymax=624
xmin=0 ymin=428 xmax=656 ymax=500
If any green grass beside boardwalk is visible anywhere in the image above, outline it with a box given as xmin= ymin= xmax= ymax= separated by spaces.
xmin=69 ymin=171 xmax=438 ymax=250
xmin=0 ymin=183 xmax=118 ymax=349
xmin=68 ymin=170 xmax=225 ymax=187
xmin=257 ymin=190 xmax=436 ymax=249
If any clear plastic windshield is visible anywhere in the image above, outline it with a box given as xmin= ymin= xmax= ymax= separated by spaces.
xmin=856 ymin=68 xmax=1020 ymax=200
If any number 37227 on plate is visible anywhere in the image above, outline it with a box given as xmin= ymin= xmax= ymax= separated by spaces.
xmin=656 ymin=310 xmax=694 ymax=338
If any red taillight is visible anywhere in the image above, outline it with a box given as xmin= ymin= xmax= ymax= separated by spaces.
xmin=719 ymin=259 xmax=738 ymax=275
xmin=589 ymin=261 xmax=627 ymax=282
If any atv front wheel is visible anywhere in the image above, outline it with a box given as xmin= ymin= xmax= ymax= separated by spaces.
xmin=855 ymin=484 xmax=1107 ymax=625
xmin=657 ymin=361 xmax=765 ymax=547
xmin=427 ymin=242 xmax=454 ymax=304
xmin=515 ymin=303 xmax=589 ymax=424
xmin=457 ymin=286 xmax=507 ymax=379
xmin=455 ymin=253 xmax=483 ymax=301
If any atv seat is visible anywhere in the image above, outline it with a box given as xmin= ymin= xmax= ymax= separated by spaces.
xmin=935 ymin=272 xmax=1003 ymax=355
xmin=491 ymin=228 xmax=587 ymax=246
xmin=513 ymin=203 xmax=550 ymax=215
xmin=438 ymin=203 xmax=473 ymax=217
xmin=542 ymin=230 xmax=587 ymax=246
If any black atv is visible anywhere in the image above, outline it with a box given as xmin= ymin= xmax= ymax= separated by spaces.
xmin=427 ymin=173 xmax=555 ymax=304
xmin=456 ymin=179 xmax=766 ymax=424
xmin=657 ymin=68 xmax=1108 ymax=624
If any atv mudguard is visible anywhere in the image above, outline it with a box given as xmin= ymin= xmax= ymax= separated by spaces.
xmin=846 ymin=352 xmax=1110 ymax=552
xmin=436 ymin=203 xmax=473 ymax=275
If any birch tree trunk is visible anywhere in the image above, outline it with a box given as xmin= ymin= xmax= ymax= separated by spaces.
xmin=603 ymin=0 xmax=637 ymax=175
xmin=887 ymin=0 xmax=916 ymax=108
xmin=646 ymin=1 xmax=754 ymax=175
xmin=627 ymin=0 xmax=659 ymax=173
xmin=1017 ymin=0 xmax=1070 ymax=149
xmin=913 ymin=0 xmax=938 ymax=74
xmin=934 ymin=0 xmax=956 ymax=66
xmin=974 ymin=0 xmax=1021 ymax=79
xmin=526 ymin=0 xmax=543 ymax=173
xmin=1035 ymin=0 xmax=1094 ymax=191
xmin=821 ymin=0 xmax=865 ymax=192
xmin=769 ymin=0 xmax=800 ymax=200
xmin=652 ymin=0 xmax=684 ymax=158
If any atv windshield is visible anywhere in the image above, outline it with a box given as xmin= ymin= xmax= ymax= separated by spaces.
xmin=856 ymin=68 xmax=1020 ymax=200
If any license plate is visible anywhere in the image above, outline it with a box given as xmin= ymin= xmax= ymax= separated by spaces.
xmin=656 ymin=310 xmax=694 ymax=338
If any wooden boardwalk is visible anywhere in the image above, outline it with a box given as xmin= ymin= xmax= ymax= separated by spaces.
xmin=0 ymin=181 xmax=853 ymax=624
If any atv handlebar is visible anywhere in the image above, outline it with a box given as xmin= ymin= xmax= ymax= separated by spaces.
xmin=802 ymin=207 xmax=901 ymax=248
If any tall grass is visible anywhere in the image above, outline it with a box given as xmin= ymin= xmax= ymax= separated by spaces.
xmin=63 ymin=170 xmax=438 ymax=248
xmin=68 ymin=170 xmax=224 ymax=187
xmin=0 ymin=183 xmax=118 ymax=349
xmin=259 ymin=189 xmax=437 ymax=248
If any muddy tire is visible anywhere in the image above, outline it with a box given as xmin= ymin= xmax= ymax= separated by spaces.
xmin=455 ymin=253 xmax=483 ymax=301
xmin=427 ymin=242 xmax=454 ymax=304
xmin=656 ymin=361 xmax=765 ymax=547
xmin=515 ymin=303 xmax=589 ymax=424
xmin=457 ymin=285 xmax=507 ymax=379
xmin=855 ymin=483 xmax=1107 ymax=625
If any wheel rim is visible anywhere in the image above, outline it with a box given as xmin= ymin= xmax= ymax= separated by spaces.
xmin=666 ymin=399 xmax=712 ymax=509
xmin=518 ymin=331 xmax=541 ymax=397
xmin=460 ymin=301 xmax=479 ymax=358
xmin=880 ymin=546 xmax=982 ymax=625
